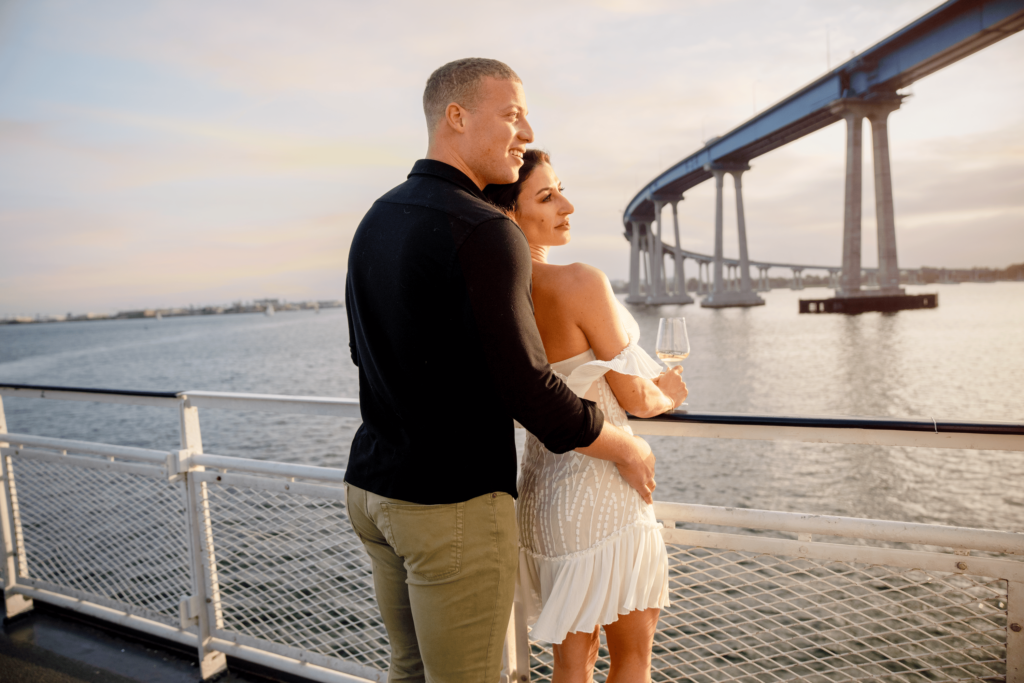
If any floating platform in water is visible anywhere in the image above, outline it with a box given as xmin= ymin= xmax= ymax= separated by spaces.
xmin=800 ymin=293 xmax=938 ymax=314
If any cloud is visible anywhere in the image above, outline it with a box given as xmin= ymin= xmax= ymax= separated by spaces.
xmin=0 ymin=209 xmax=359 ymax=314
xmin=0 ymin=0 xmax=1021 ymax=316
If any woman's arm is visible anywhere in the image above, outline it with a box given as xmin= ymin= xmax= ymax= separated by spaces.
xmin=569 ymin=264 xmax=688 ymax=418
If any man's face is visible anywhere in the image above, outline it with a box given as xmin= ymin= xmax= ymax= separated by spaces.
xmin=461 ymin=78 xmax=534 ymax=187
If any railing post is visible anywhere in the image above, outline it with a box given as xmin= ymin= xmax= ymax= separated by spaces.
xmin=502 ymin=591 xmax=531 ymax=682
xmin=0 ymin=396 xmax=33 ymax=620
xmin=180 ymin=397 xmax=228 ymax=679
xmin=1009 ymin=580 xmax=1023 ymax=682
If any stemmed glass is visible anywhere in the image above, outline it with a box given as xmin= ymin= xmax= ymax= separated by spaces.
xmin=656 ymin=317 xmax=689 ymax=408
xmin=656 ymin=318 xmax=690 ymax=367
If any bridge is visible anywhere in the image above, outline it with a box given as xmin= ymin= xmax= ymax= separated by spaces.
xmin=625 ymin=242 xmax=940 ymax=298
xmin=622 ymin=0 xmax=1024 ymax=308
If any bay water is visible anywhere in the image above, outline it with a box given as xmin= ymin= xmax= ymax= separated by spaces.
xmin=1 ymin=282 xmax=1021 ymax=533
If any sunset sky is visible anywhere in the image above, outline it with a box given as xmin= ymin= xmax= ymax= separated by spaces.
xmin=1 ymin=0 xmax=1021 ymax=317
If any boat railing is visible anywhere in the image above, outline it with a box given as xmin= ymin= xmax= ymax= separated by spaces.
xmin=1 ymin=383 xmax=1021 ymax=682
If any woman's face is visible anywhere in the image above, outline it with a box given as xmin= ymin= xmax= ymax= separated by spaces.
xmin=513 ymin=162 xmax=574 ymax=248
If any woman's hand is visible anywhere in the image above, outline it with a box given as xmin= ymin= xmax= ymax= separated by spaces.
xmin=653 ymin=366 xmax=688 ymax=409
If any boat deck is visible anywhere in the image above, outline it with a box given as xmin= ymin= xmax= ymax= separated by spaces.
xmin=1 ymin=602 xmax=285 ymax=683
xmin=1 ymin=384 xmax=1021 ymax=682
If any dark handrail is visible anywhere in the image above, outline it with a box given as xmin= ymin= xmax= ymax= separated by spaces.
xmin=633 ymin=410 xmax=1024 ymax=436
xmin=0 ymin=383 xmax=180 ymax=399
xmin=3 ymin=383 xmax=1022 ymax=436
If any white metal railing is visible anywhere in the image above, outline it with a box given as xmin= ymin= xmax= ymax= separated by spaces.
xmin=1 ymin=384 xmax=1022 ymax=682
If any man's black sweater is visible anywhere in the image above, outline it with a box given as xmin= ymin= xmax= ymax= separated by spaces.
xmin=344 ymin=159 xmax=604 ymax=504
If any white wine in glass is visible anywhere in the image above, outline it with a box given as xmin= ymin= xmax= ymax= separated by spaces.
xmin=656 ymin=318 xmax=690 ymax=367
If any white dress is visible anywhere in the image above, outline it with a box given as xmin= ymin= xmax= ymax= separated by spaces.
xmin=517 ymin=303 xmax=670 ymax=644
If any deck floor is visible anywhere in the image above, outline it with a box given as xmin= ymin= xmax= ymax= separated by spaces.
xmin=1 ymin=602 xmax=293 ymax=683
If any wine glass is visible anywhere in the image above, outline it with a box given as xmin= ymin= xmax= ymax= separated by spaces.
xmin=656 ymin=318 xmax=689 ymax=368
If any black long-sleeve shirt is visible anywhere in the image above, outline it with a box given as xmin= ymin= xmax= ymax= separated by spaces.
xmin=344 ymin=159 xmax=604 ymax=504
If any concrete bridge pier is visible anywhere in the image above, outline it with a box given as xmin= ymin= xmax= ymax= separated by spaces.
xmin=701 ymin=164 xmax=764 ymax=308
xmin=830 ymin=96 xmax=905 ymax=298
xmin=632 ymin=198 xmax=694 ymax=305
xmin=697 ymin=260 xmax=711 ymax=294
xmin=647 ymin=202 xmax=665 ymax=303
xmin=627 ymin=221 xmax=641 ymax=302
xmin=629 ymin=220 xmax=658 ymax=303
xmin=669 ymin=201 xmax=694 ymax=303
xmin=757 ymin=267 xmax=771 ymax=292
xmin=791 ymin=268 xmax=805 ymax=290
xmin=834 ymin=105 xmax=863 ymax=296
xmin=868 ymin=100 xmax=904 ymax=293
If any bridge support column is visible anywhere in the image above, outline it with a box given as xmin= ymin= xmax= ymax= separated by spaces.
xmin=868 ymin=102 xmax=903 ymax=294
xmin=640 ymin=224 xmax=651 ymax=297
xmin=733 ymin=170 xmax=755 ymax=295
xmin=644 ymin=199 xmax=692 ymax=305
xmin=627 ymin=221 xmax=644 ymax=303
xmin=828 ymin=269 xmax=840 ymax=289
xmin=647 ymin=202 xmax=664 ymax=303
xmin=830 ymin=95 xmax=905 ymax=299
xmin=834 ymin=105 xmax=864 ymax=296
xmin=712 ymin=170 xmax=725 ymax=296
xmin=643 ymin=223 xmax=653 ymax=296
xmin=701 ymin=164 xmax=764 ymax=308
xmin=791 ymin=268 xmax=804 ymax=290
xmin=667 ymin=257 xmax=675 ymax=295
xmin=669 ymin=200 xmax=694 ymax=304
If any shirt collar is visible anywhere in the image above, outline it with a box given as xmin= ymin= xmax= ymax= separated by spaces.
xmin=409 ymin=159 xmax=488 ymax=200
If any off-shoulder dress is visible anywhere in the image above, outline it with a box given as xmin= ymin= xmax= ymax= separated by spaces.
xmin=517 ymin=302 xmax=670 ymax=644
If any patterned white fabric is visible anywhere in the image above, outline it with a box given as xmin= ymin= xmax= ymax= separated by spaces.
xmin=517 ymin=303 xmax=670 ymax=644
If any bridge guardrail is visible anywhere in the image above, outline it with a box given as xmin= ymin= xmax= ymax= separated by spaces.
xmin=1 ymin=384 xmax=1022 ymax=682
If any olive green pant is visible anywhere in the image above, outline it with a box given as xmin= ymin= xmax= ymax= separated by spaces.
xmin=345 ymin=483 xmax=518 ymax=683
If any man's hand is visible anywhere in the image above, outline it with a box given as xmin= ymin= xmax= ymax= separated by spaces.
xmin=614 ymin=436 xmax=656 ymax=505
xmin=654 ymin=366 xmax=688 ymax=409
xmin=577 ymin=424 xmax=657 ymax=504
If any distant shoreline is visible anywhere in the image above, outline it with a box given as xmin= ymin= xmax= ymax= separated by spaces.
xmin=1 ymin=299 xmax=343 ymax=325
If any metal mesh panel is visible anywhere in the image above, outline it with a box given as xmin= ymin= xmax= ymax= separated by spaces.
xmin=202 ymin=481 xmax=389 ymax=673
xmin=530 ymin=544 xmax=1008 ymax=682
xmin=7 ymin=457 xmax=191 ymax=627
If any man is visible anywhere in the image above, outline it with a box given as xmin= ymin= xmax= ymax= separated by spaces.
xmin=344 ymin=58 xmax=656 ymax=682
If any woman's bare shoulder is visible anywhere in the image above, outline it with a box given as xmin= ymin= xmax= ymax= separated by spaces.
xmin=538 ymin=262 xmax=616 ymax=313
xmin=544 ymin=262 xmax=610 ymax=293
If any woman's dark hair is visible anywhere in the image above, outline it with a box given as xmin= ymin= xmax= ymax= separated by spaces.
xmin=483 ymin=149 xmax=551 ymax=215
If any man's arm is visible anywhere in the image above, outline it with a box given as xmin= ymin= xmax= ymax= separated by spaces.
xmin=457 ymin=217 xmax=601 ymax=452
xmin=345 ymin=273 xmax=359 ymax=367
xmin=456 ymin=218 xmax=656 ymax=502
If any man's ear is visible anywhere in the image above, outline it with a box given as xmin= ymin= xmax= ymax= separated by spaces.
xmin=444 ymin=102 xmax=467 ymax=134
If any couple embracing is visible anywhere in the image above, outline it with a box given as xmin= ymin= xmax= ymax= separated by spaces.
xmin=344 ymin=58 xmax=688 ymax=683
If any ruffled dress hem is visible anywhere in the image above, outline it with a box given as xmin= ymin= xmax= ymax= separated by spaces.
xmin=518 ymin=518 xmax=670 ymax=644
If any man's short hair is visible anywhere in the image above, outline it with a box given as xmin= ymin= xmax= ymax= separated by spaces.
xmin=423 ymin=58 xmax=521 ymax=134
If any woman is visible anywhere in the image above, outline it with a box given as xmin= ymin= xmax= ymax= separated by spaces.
xmin=485 ymin=151 xmax=688 ymax=683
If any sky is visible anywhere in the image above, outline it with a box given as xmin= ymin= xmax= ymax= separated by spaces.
xmin=0 ymin=0 xmax=1021 ymax=317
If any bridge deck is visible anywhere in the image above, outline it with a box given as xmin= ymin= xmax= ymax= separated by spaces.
xmin=624 ymin=0 xmax=1024 ymax=225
